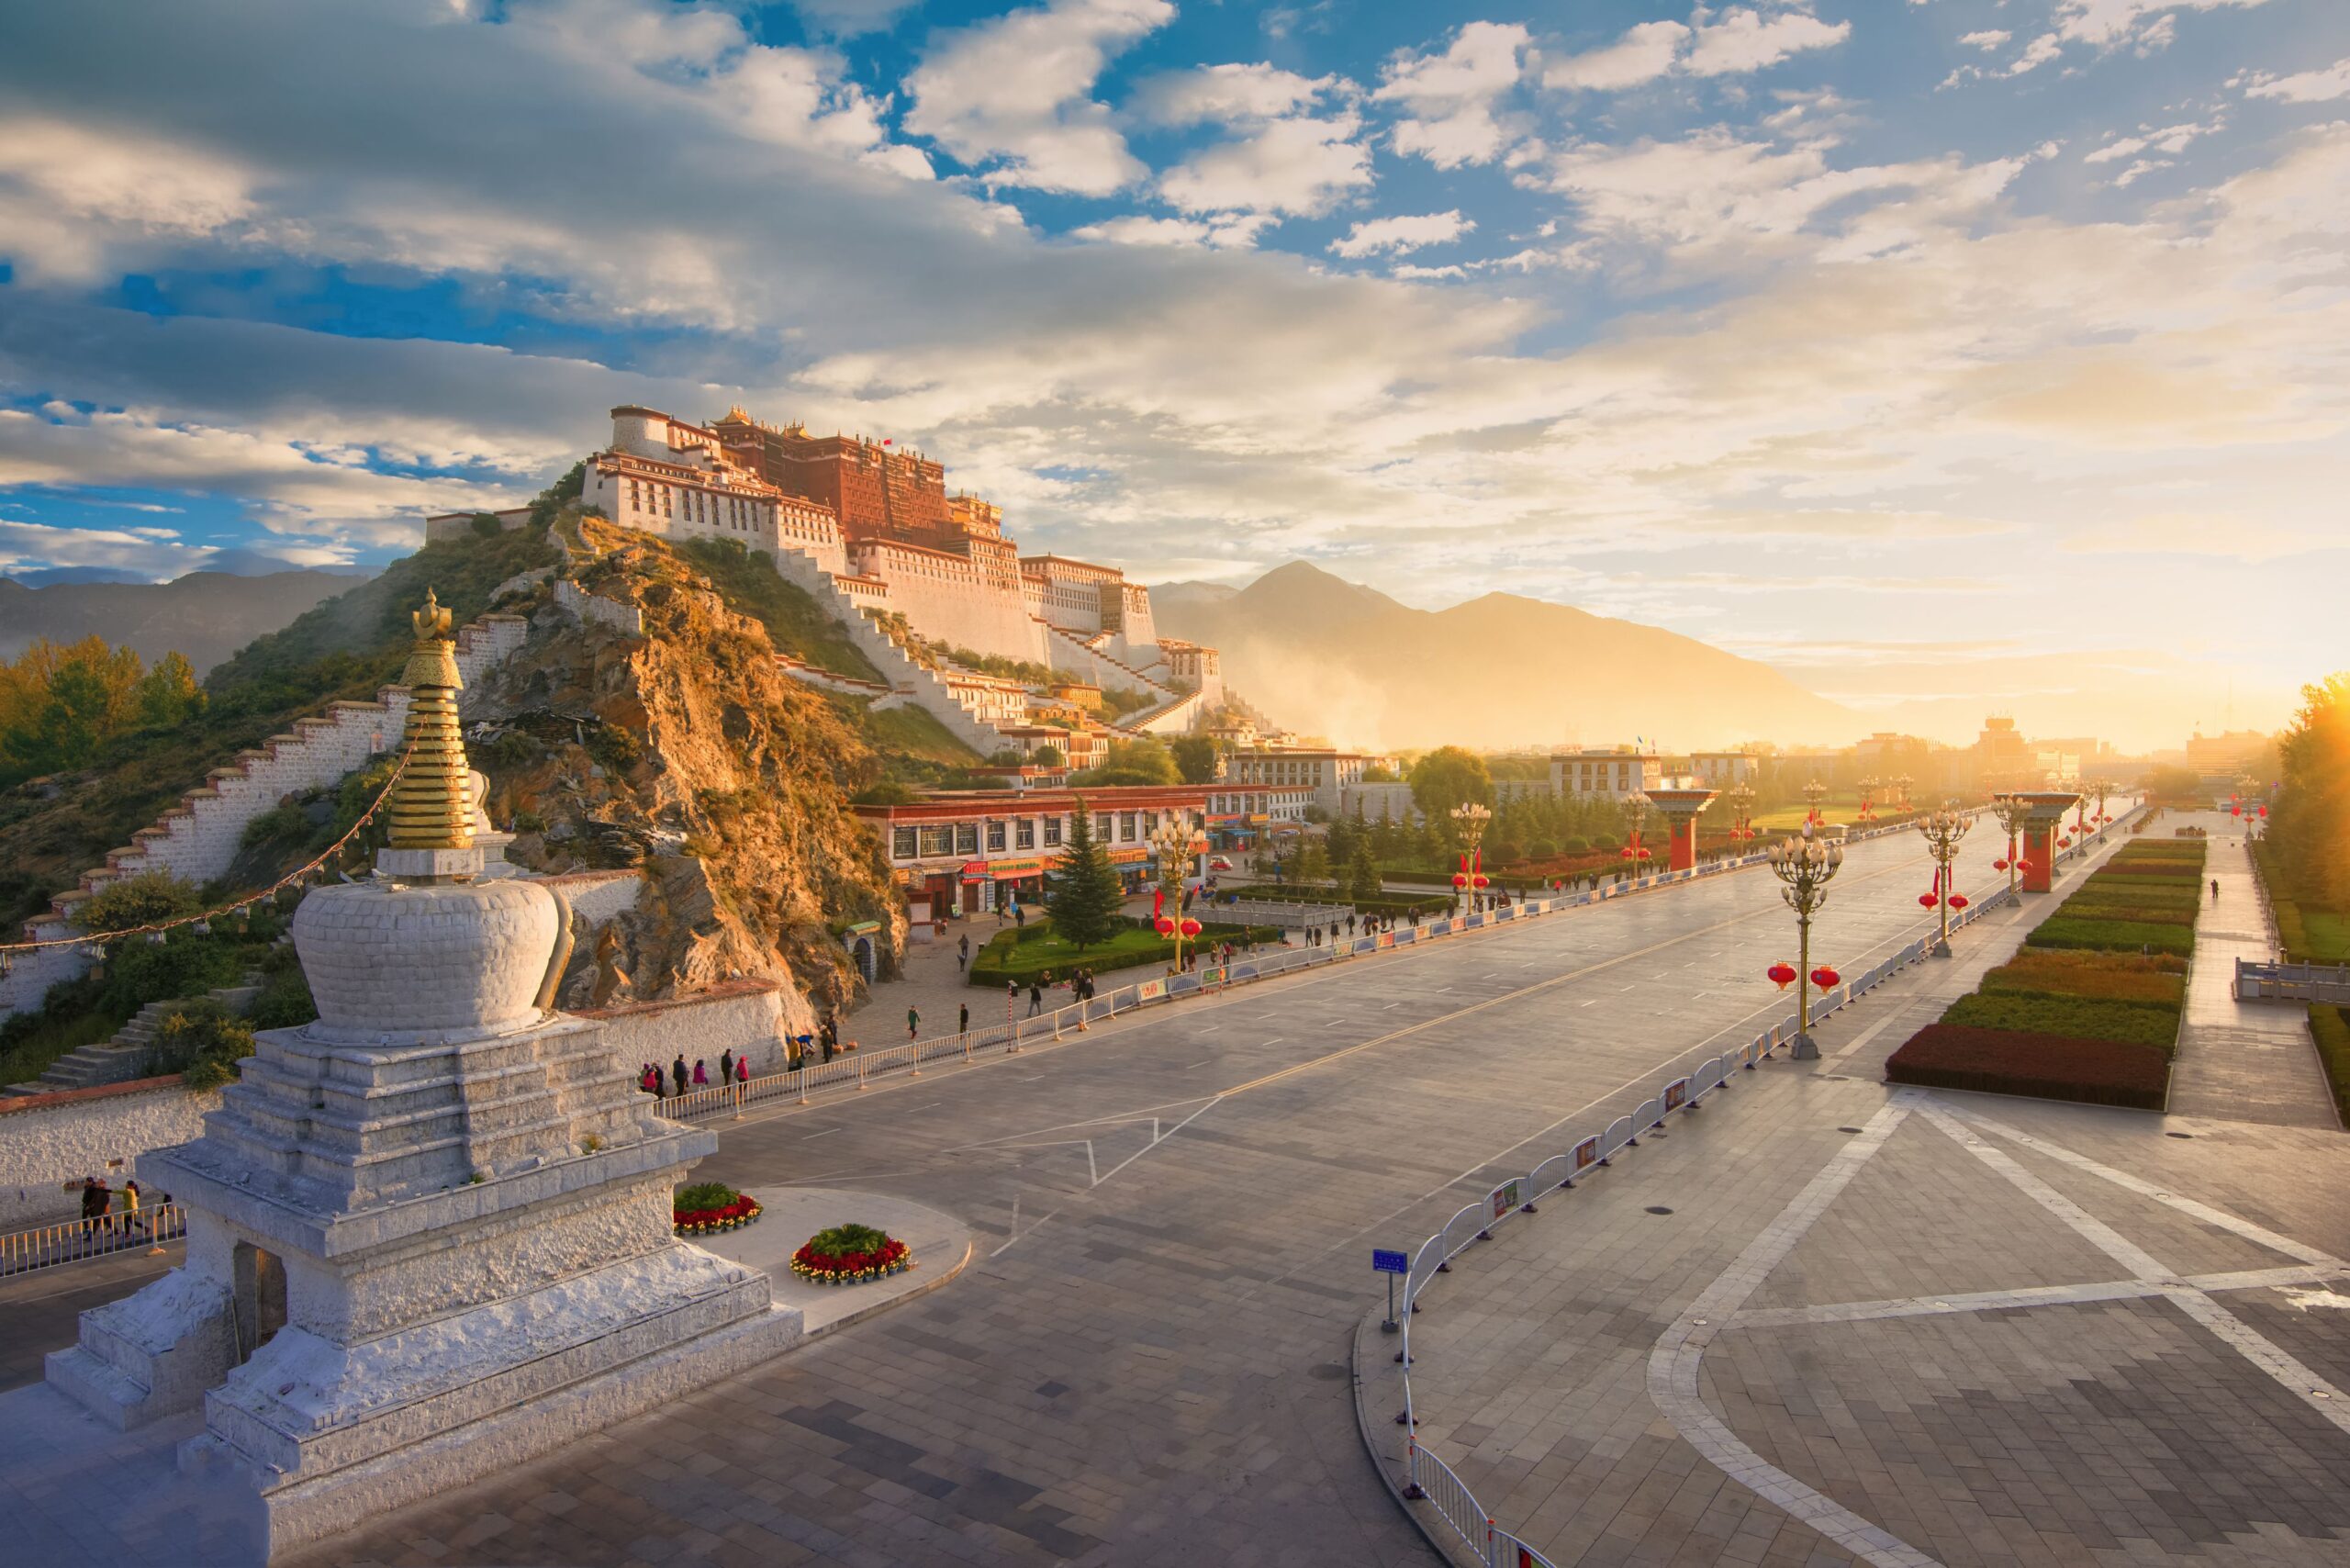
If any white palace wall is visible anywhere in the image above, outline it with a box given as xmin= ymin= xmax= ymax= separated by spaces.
xmin=852 ymin=544 xmax=1050 ymax=668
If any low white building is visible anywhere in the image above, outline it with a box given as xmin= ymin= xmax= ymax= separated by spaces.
xmin=581 ymin=406 xmax=847 ymax=577
xmin=1550 ymin=748 xmax=1665 ymax=800
xmin=1225 ymin=748 xmax=1389 ymax=819
xmin=1687 ymin=752 xmax=1759 ymax=787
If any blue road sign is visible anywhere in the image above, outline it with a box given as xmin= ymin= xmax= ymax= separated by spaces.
xmin=1372 ymin=1249 xmax=1409 ymax=1275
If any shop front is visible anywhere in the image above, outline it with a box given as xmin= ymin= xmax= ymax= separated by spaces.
xmin=1108 ymin=845 xmax=1153 ymax=892
xmin=974 ymin=855 xmax=1051 ymax=916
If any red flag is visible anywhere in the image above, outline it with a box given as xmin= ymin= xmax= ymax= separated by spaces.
xmin=1152 ymin=885 xmax=1164 ymax=920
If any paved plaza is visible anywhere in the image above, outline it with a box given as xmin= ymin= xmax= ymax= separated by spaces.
xmin=1 ymin=813 xmax=2342 ymax=1567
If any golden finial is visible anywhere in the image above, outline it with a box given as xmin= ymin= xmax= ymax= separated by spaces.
xmin=386 ymin=588 xmax=473 ymax=855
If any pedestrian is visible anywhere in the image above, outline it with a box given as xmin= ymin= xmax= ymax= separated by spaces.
xmin=1027 ymin=980 xmax=1044 ymax=1017
xmin=720 ymin=1048 xmax=734 ymax=1087
xmin=640 ymin=1063 xmax=661 ymax=1097
xmin=671 ymin=1055 xmax=688 ymax=1097
xmin=691 ymin=1058 xmax=708 ymax=1087
xmin=957 ymin=934 xmax=969 ymax=973
xmin=79 ymin=1176 xmax=106 ymax=1236
xmin=908 ymin=1005 xmax=921 ymax=1041
xmin=959 ymin=1002 xmax=970 ymax=1036
xmin=1014 ymin=903 xmax=1026 ymax=928
xmin=122 ymin=1179 xmax=143 ymax=1238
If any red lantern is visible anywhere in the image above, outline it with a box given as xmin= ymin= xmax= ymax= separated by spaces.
xmin=1766 ymin=962 xmax=1796 ymax=990
xmin=1636 ymin=848 xmax=1651 ymax=861
xmin=1992 ymin=858 xmax=2009 ymax=871
xmin=2232 ymin=805 xmax=2243 ymax=817
xmin=1153 ymin=916 xmax=1176 ymax=935
xmin=1178 ymin=917 xmax=1201 ymax=937
xmin=1452 ymin=872 xmax=1469 ymax=888
xmin=1472 ymin=873 xmax=1490 ymax=889
xmin=1949 ymin=894 xmax=1969 ymax=911
xmin=2258 ymin=805 xmax=2268 ymax=818
xmin=1810 ymin=966 xmax=1841 ymax=990
xmin=1619 ymin=847 xmax=1634 ymax=860
xmin=2015 ymin=858 xmax=2035 ymax=875
xmin=1919 ymin=892 xmax=1939 ymax=908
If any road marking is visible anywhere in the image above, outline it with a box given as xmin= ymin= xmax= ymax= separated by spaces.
xmin=799 ymin=1126 xmax=841 ymax=1140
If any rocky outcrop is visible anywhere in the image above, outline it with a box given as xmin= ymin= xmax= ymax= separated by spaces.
xmin=476 ymin=519 xmax=905 ymax=1023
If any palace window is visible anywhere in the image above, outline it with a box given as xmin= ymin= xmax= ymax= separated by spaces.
xmin=986 ymin=821 xmax=1006 ymax=852
xmin=918 ymin=824 xmax=951 ymax=857
xmin=1014 ymin=818 xmax=1034 ymax=849
xmin=892 ymin=827 xmax=916 ymax=859
xmin=1043 ymin=815 xmax=1063 ymax=846
xmin=1119 ymin=812 xmax=1137 ymax=839
xmin=955 ymin=823 xmax=979 ymax=856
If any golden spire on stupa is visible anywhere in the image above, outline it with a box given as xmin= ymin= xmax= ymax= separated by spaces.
xmin=386 ymin=589 xmax=474 ymax=853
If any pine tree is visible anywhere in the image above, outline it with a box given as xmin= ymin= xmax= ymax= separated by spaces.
xmin=1046 ymin=796 xmax=1124 ymax=951
xmin=1348 ymin=834 xmax=1382 ymax=902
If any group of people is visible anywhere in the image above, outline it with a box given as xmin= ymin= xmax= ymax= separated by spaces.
xmin=76 ymin=1174 xmax=160 ymax=1238
xmin=1012 ymin=968 xmax=1098 ymax=1017
xmin=636 ymin=1051 xmax=750 ymax=1100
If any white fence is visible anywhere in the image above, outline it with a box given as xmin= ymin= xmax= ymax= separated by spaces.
xmin=0 ymin=1203 xmax=185 ymax=1277
xmin=1382 ymin=883 xmax=2023 ymax=1568
xmin=2235 ymin=958 xmax=2350 ymax=1004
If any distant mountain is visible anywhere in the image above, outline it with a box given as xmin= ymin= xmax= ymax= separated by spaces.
xmin=1148 ymin=561 xmax=1857 ymax=751
xmin=0 ymin=567 xmax=372 ymax=675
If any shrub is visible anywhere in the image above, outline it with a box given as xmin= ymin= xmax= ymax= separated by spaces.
xmin=75 ymin=872 xmax=201 ymax=935
xmin=2048 ymin=902 xmax=2197 ymax=927
xmin=1561 ymin=836 xmax=1589 ymax=853
xmin=2026 ymin=917 xmax=2195 ymax=958
xmin=248 ymin=964 xmax=319 ymax=1030
xmin=1942 ymin=991 xmax=2179 ymax=1051
xmin=1981 ymin=951 xmax=2186 ymax=1005
xmin=1886 ymin=1024 xmax=2169 ymax=1110
xmin=968 ymin=918 xmax=1284 ymax=988
xmin=148 ymin=1007 xmax=257 ymax=1090
xmin=2309 ymin=1005 xmax=2350 ymax=1129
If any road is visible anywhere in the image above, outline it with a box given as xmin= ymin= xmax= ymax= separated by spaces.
xmin=298 ymin=822 xmax=1995 ymax=1568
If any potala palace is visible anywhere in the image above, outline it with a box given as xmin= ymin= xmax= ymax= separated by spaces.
xmin=437 ymin=406 xmax=1276 ymax=760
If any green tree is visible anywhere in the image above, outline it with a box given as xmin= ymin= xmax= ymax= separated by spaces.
xmin=135 ymin=650 xmax=207 ymax=730
xmin=1292 ymin=836 xmax=1331 ymax=886
xmin=1032 ymin=744 xmax=1065 ymax=767
xmin=2143 ymin=764 xmax=2201 ymax=801
xmin=1410 ymin=745 xmax=1493 ymax=833
xmin=1348 ymin=834 xmax=1383 ymax=902
xmin=1046 ymin=797 xmax=1125 ymax=950
xmin=1169 ymin=734 xmax=1220 ymax=784
xmin=2271 ymin=674 xmax=2350 ymax=908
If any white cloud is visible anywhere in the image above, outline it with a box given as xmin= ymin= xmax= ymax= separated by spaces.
xmin=2085 ymin=118 xmax=2224 ymax=165
xmin=903 ymin=0 xmax=1171 ymax=195
xmin=1959 ymin=29 xmax=2011 ymax=50
xmin=1683 ymin=7 xmax=1852 ymax=78
xmin=2244 ymin=56 xmax=2350 ymax=104
xmin=1390 ymin=263 xmax=1468 ymax=280
xmin=1542 ymin=20 xmax=1690 ymax=92
xmin=0 ymin=516 xmax=216 ymax=581
xmin=1158 ymin=112 xmax=1373 ymax=218
xmin=1130 ymin=62 xmax=1337 ymax=125
xmin=1329 ymin=210 xmax=1474 ymax=258
xmin=1371 ymin=21 xmax=1528 ymax=168
xmin=2052 ymin=0 xmax=2270 ymax=50
xmin=1070 ymin=213 xmax=1270 ymax=249
xmin=1539 ymin=8 xmax=1850 ymax=95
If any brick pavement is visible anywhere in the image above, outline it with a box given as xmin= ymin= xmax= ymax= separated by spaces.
xmin=1368 ymin=820 xmax=2350 ymax=1568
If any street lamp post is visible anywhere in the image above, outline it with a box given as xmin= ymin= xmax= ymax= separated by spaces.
xmin=1990 ymin=791 xmax=2032 ymax=898
xmin=1619 ymin=790 xmax=1654 ymax=877
xmin=1767 ymin=822 xmax=1844 ymax=1059
xmin=1449 ymin=801 xmax=1492 ymax=915
xmin=1726 ymin=781 xmax=1757 ymax=847
xmin=1915 ymin=801 xmax=1973 ymax=957
xmin=1893 ymin=774 xmax=1915 ymax=814
xmin=1855 ymin=776 xmax=1879 ymax=824
xmin=1802 ymin=779 xmax=1829 ymax=831
xmin=1147 ymin=817 xmax=1204 ymax=973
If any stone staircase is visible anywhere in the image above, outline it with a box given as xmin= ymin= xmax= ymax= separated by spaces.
xmin=6 ymin=976 xmax=264 ymax=1097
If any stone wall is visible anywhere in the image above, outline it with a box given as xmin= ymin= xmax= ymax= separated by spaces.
xmin=554 ymin=577 xmax=644 ymax=636
xmin=1 ymin=611 xmax=534 ymax=1024
xmin=575 ymin=980 xmax=802 ymax=1080
xmin=0 ymin=1077 xmax=220 ymax=1231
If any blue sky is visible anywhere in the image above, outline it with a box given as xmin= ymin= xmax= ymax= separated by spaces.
xmin=2 ymin=0 xmax=2347 ymax=748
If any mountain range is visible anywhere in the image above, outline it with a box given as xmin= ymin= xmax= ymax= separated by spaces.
xmin=0 ymin=566 xmax=370 ymax=675
xmin=1149 ymin=561 xmax=1857 ymax=752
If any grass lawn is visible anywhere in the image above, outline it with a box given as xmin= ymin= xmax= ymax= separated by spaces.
xmin=2300 ymin=912 xmax=2350 ymax=964
xmin=853 ymin=700 xmax=982 ymax=764
xmin=968 ymin=917 xmax=1281 ymax=987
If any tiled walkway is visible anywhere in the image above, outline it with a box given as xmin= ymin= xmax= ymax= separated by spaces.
xmin=2168 ymin=819 xmax=2339 ymax=1130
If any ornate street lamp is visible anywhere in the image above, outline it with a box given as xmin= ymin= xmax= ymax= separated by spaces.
xmin=1618 ymin=790 xmax=1655 ymax=874
xmin=1147 ymin=817 xmax=1205 ymax=972
xmin=1802 ymin=778 xmax=1829 ymax=831
xmin=2090 ymin=778 xmax=2113 ymax=834
xmin=1893 ymin=773 xmax=1915 ymax=813
xmin=1767 ymin=822 xmax=1844 ymax=1059
xmin=1725 ymin=781 xmax=1759 ymax=851
xmin=1989 ymin=791 xmax=2033 ymax=897
xmin=1855 ymin=775 xmax=1879 ymax=823
xmin=1915 ymin=801 xmax=1973 ymax=956
xmin=1449 ymin=801 xmax=1492 ymax=914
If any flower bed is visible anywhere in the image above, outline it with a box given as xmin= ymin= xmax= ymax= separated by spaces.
xmin=1942 ymin=991 xmax=2179 ymax=1049
xmin=1980 ymin=950 xmax=2186 ymax=1005
xmin=1885 ymin=1025 xmax=2170 ymax=1110
xmin=790 ymin=1221 xmax=912 ymax=1286
xmin=674 ymin=1181 xmax=762 ymax=1237
xmin=2026 ymin=916 xmax=2196 ymax=958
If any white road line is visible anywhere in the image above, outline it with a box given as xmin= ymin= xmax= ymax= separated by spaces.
xmin=1731 ymin=1263 xmax=2350 ymax=1330
xmin=1917 ymin=1100 xmax=2350 ymax=1439
xmin=799 ymin=1126 xmax=841 ymax=1140
xmin=1819 ymin=1014 xmax=1903 ymax=1072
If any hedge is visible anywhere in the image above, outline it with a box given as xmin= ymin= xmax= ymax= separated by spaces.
xmin=1885 ymin=1025 xmax=2170 ymax=1110
xmin=1213 ymin=883 xmax=1451 ymax=917
xmin=1981 ymin=950 xmax=2186 ymax=1005
xmin=969 ymin=918 xmax=1284 ymax=988
xmin=2074 ymin=879 xmax=2202 ymax=910
xmin=2047 ymin=902 xmax=2198 ymax=927
xmin=2308 ymin=1005 xmax=2350 ymax=1129
xmin=1941 ymin=991 xmax=2179 ymax=1051
xmin=2026 ymin=916 xmax=2195 ymax=958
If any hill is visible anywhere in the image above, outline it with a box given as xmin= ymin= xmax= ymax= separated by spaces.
xmin=0 ymin=567 xmax=368 ymax=675
xmin=1149 ymin=561 xmax=1856 ymax=750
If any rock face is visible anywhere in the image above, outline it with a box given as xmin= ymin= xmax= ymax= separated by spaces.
xmin=472 ymin=520 xmax=905 ymax=1023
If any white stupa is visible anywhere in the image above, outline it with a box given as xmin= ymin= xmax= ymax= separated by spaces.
xmin=45 ymin=591 xmax=800 ymax=1559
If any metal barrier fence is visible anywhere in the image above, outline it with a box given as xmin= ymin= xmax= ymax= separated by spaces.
xmin=0 ymin=1203 xmax=185 ymax=1277
xmin=1384 ymin=876 xmax=2034 ymax=1568
xmin=2236 ymin=958 xmax=2350 ymax=1004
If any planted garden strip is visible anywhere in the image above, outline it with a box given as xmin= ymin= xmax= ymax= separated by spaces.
xmin=789 ymin=1221 xmax=912 ymax=1286
xmin=674 ymin=1180 xmax=762 ymax=1237
xmin=968 ymin=915 xmax=1283 ymax=988
xmin=1888 ymin=838 xmax=2206 ymax=1109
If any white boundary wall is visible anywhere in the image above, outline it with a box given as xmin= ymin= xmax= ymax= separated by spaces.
xmin=0 ymin=1079 xmax=221 ymax=1231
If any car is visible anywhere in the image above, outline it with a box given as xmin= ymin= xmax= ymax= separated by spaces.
xmin=1206 ymin=856 xmax=1234 ymax=871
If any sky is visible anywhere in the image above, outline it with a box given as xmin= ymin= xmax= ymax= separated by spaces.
xmin=1 ymin=0 xmax=2345 ymax=752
